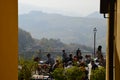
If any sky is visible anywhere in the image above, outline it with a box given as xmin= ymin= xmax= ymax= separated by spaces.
xmin=18 ymin=0 xmax=100 ymax=17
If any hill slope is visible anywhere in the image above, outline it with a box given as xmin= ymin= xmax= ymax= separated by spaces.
xmin=18 ymin=28 xmax=94 ymax=59
xmin=19 ymin=11 xmax=107 ymax=51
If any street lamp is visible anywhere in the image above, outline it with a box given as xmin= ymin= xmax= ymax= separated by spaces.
xmin=93 ymin=27 xmax=97 ymax=58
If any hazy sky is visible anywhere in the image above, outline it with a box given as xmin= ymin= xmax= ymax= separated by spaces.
xmin=18 ymin=0 xmax=100 ymax=17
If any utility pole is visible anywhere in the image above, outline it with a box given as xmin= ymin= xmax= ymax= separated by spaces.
xmin=93 ymin=27 xmax=97 ymax=58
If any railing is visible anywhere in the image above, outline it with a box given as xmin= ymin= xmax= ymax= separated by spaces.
xmin=19 ymin=51 xmax=94 ymax=60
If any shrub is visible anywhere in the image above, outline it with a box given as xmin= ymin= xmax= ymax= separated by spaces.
xmin=90 ymin=67 xmax=106 ymax=80
xmin=52 ymin=66 xmax=85 ymax=80
xmin=18 ymin=58 xmax=38 ymax=80
xmin=65 ymin=66 xmax=85 ymax=80
xmin=52 ymin=68 xmax=66 ymax=80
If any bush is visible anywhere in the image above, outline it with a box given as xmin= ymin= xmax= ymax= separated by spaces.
xmin=52 ymin=66 xmax=85 ymax=80
xmin=18 ymin=58 xmax=38 ymax=80
xmin=65 ymin=66 xmax=85 ymax=80
xmin=90 ymin=67 xmax=106 ymax=80
xmin=52 ymin=68 xmax=66 ymax=80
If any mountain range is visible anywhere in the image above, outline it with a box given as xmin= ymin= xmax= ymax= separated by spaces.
xmin=19 ymin=11 xmax=107 ymax=51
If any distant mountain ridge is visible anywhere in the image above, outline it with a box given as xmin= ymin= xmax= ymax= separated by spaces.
xmin=19 ymin=11 xmax=107 ymax=51
xmin=86 ymin=11 xmax=104 ymax=18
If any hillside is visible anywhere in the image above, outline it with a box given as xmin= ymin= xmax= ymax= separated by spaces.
xmin=18 ymin=28 xmax=35 ymax=52
xmin=18 ymin=28 xmax=94 ymax=59
xmin=19 ymin=11 xmax=107 ymax=51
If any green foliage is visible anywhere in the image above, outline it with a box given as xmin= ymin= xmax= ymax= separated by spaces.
xmin=90 ymin=67 xmax=106 ymax=80
xmin=65 ymin=66 xmax=85 ymax=80
xmin=52 ymin=68 xmax=66 ymax=80
xmin=52 ymin=66 xmax=85 ymax=80
xmin=18 ymin=57 xmax=38 ymax=80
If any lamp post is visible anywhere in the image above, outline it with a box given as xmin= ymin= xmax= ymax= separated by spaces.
xmin=93 ymin=27 xmax=97 ymax=58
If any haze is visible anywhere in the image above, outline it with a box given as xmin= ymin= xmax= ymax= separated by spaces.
xmin=18 ymin=0 xmax=100 ymax=17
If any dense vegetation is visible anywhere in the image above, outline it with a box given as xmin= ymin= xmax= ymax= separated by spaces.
xmin=18 ymin=57 xmax=106 ymax=80
xmin=90 ymin=67 xmax=106 ymax=80
xmin=18 ymin=58 xmax=38 ymax=80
